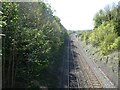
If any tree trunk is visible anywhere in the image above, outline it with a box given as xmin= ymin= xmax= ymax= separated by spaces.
xmin=11 ymin=45 xmax=16 ymax=87
xmin=7 ymin=47 xmax=12 ymax=88
xmin=2 ymin=38 xmax=5 ymax=88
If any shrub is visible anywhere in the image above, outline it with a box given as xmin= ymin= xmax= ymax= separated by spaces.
xmin=110 ymin=37 xmax=120 ymax=51
xmin=81 ymin=31 xmax=91 ymax=44
xmin=89 ymin=21 xmax=118 ymax=55
xmin=99 ymin=33 xmax=117 ymax=55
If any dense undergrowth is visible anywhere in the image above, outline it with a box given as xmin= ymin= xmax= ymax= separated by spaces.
xmin=1 ymin=1 xmax=68 ymax=88
xmin=79 ymin=2 xmax=120 ymax=55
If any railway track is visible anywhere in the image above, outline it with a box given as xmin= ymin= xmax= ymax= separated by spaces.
xmin=69 ymin=39 xmax=80 ymax=88
xmin=60 ymin=37 xmax=70 ymax=88
xmin=63 ymin=36 xmax=103 ymax=88
xmin=78 ymin=54 xmax=103 ymax=88
xmin=61 ymin=35 xmax=115 ymax=88
xmin=68 ymin=36 xmax=102 ymax=88
xmin=69 ymin=37 xmax=101 ymax=88
xmin=74 ymin=38 xmax=103 ymax=88
xmin=69 ymin=35 xmax=103 ymax=88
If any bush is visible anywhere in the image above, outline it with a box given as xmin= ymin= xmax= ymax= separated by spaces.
xmin=99 ymin=33 xmax=117 ymax=55
xmin=110 ymin=37 xmax=120 ymax=51
xmin=89 ymin=21 xmax=118 ymax=55
xmin=89 ymin=30 xmax=99 ymax=47
xmin=81 ymin=31 xmax=91 ymax=44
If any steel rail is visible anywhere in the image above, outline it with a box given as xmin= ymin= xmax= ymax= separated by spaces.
xmin=75 ymin=38 xmax=103 ymax=88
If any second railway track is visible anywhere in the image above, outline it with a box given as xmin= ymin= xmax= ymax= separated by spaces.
xmin=69 ymin=39 xmax=80 ymax=88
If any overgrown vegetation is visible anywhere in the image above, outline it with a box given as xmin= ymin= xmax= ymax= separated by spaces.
xmin=1 ymin=2 xmax=67 ymax=88
xmin=80 ymin=2 xmax=120 ymax=55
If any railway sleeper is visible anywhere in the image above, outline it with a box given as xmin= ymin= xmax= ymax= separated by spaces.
xmin=91 ymin=81 xmax=100 ymax=83
xmin=93 ymin=86 xmax=102 ymax=88
xmin=92 ymin=84 xmax=101 ymax=86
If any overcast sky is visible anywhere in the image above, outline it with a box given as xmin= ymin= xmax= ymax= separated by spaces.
xmin=45 ymin=0 xmax=119 ymax=30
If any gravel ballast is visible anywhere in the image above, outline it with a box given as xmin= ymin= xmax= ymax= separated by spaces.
xmin=79 ymin=38 xmax=119 ymax=87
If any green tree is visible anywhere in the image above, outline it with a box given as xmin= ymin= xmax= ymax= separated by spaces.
xmin=2 ymin=1 xmax=67 ymax=88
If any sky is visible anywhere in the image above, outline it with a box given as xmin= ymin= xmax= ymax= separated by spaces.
xmin=45 ymin=0 xmax=119 ymax=30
